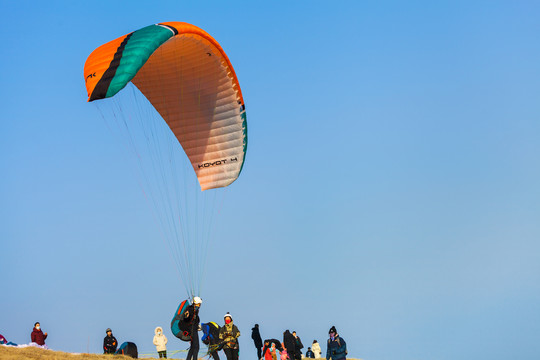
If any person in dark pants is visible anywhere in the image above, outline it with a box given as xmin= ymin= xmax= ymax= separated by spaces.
xmin=219 ymin=313 xmax=241 ymax=360
xmin=153 ymin=326 xmax=168 ymax=358
xmin=251 ymin=324 xmax=263 ymax=359
xmin=292 ymin=331 xmax=303 ymax=360
xmin=185 ymin=297 xmax=202 ymax=360
xmin=282 ymin=330 xmax=296 ymax=360
xmin=209 ymin=346 xmax=221 ymax=360
xmin=103 ymin=328 xmax=118 ymax=354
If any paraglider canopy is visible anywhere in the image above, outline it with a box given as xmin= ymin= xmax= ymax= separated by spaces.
xmin=84 ymin=21 xmax=247 ymax=191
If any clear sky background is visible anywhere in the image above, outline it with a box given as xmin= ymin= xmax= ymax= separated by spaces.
xmin=1 ymin=1 xmax=540 ymax=359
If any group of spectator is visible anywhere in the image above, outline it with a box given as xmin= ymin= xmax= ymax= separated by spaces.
xmin=104 ymin=326 xmax=164 ymax=358
xmin=252 ymin=325 xmax=347 ymax=360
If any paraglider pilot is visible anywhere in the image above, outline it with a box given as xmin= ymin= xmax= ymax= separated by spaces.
xmin=185 ymin=296 xmax=202 ymax=360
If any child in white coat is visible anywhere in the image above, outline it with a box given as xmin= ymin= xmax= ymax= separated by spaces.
xmin=153 ymin=326 xmax=168 ymax=358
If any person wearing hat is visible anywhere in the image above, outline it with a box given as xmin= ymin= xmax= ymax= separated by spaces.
xmin=326 ymin=326 xmax=346 ymax=360
xmin=219 ymin=313 xmax=241 ymax=360
xmin=103 ymin=328 xmax=118 ymax=354
xmin=184 ymin=297 xmax=202 ymax=360
xmin=31 ymin=322 xmax=47 ymax=346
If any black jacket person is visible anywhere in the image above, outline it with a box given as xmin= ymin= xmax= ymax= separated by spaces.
xmin=103 ymin=328 xmax=118 ymax=354
xmin=292 ymin=331 xmax=303 ymax=360
xmin=252 ymin=324 xmax=263 ymax=359
xmin=283 ymin=330 xmax=296 ymax=360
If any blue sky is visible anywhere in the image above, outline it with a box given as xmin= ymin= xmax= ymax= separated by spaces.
xmin=1 ymin=1 xmax=540 ymax=359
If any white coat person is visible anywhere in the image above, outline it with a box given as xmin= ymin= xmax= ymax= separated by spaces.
xmin=311 ymin=340 xmax=322 ymax=358
xmin=153 ymin=326 xmax=168 ymax=358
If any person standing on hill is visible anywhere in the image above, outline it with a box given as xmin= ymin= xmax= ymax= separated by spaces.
xmin=103 ymin=328 xmax=118 ymax=354
xmin=219 ymin=313 xmax=241 ymax=360
xmin=31 ymin=322 xmax=48 ymax=346
xmin=311 ymin=340 xmax=322 ymax=358
xmin=282 ymin=330 xmax=296 ymax=360
xmin=153 ymin=326 xmax=168 ymax=358
xmin=292 ymin=331 xmax=303 ymax=360
xmin=305 ymin=347 xmax=315 ymax=358
xmin=251 ymin=324 xmax=263 ymax=360
xmin=184 ymin=297 xmax=202 ymax=360
xmin=326 ymin=326 xmax=347 ymax=360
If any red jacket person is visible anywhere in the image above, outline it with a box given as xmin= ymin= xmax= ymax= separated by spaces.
xmin=31 ymin=322 xmax=48 ymax=345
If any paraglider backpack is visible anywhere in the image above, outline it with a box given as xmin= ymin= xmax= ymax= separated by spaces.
xmin=201 ymin=322 xmax=220 ymax=344
xmin=202 ymin=322 xmax=223 ymax=352
xmin=171 ymin=299 xmax=191 ymax=341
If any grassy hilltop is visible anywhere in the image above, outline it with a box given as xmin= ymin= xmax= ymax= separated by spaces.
xmin=0 ymin=346 xmax=363 ymax=360
xmin=0 ymin=346 xmax=137 ymax=360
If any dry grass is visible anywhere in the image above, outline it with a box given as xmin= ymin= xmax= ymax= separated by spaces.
xmin=0 ymin=347 xmax=363 ymax=360
xmin=0 ymin=346 xmax=145 ymax=360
